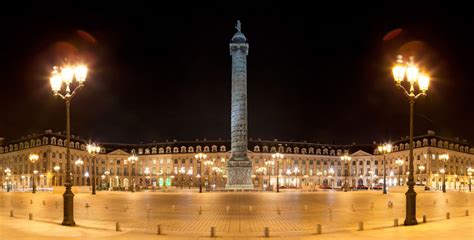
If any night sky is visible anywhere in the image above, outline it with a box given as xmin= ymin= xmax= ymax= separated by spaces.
xmin=1 ymin=2 xmax=473 ymax=145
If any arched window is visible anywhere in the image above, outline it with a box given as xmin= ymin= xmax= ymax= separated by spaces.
xmin=323 ymin=148 xmax=328 ymax=155
xmin=449 ymin=143 xmax=453 ymax=150
xmin=438 ymin=141 xmax=443 ymax=148
xmin=58 ymin=139 xmax=63 ymax=146
xmin=75 ymin=142 xmax=80 ymax=149
xmin=152 ymin=147 xmax=157 ymax=154
xmin=423 ymin=138 xmax=428 ymax=146
xmin=263 ymin=146 xmax=269 ymax=152
xmin=336 ymin=149 xmax=342 ymax=156
xmin=159 ymin=148 xmax=165 ymax=154
xmin=316 ymin=148 xmax=321 ymax=155
xmin=204 ymin=146 xmax=210 ymax=152
xmin=329 ymin=149 xmax=335 ymax=156
xmin=25 ymin=141 xmax=29 ymax=148
xmin=220 ymin=145 xmax=226 ymax=152
xmin=416 ymin=141 xmax=421 ymax=148
xmin=145 ymin=148 xmax=150 ymax=154
xmin=444 ymin=141 xmax=449 ymax=148
xmin=294 ymin=147 xmax=299 ymax=154
xmin=180 ymin=146 xmax=186 ymax=153
xmin=309 ymin=148 xmax=314 ymax=154
xmin=405 ymin=143 xmax=409 ymax=149
xmin=196 ymin=146 xmax=202 ymax=152
xmin=270 ymin=147 xmax=276 ymax=153
xmin=188 ymin=146 xmax=194 ymax=153
xmin=431 ymin=138 xmax=437 ymax=146
xmin=286 ymin=147 xmax=292 ymax=153
xmin=30 ymin=140 xmax=35 ymax=147
xmin=460 ymin=146 xmax=464 ymax=152
xmin=211 ymin=145 xmax=218 ymax=152
xmin=454 ymin=144 xmax=459 ymax=151
xmin=43 ymin=137 xmax=48 ymax=145
xmin=254 ymin=146 xmax=260 ymax=152
xmin=166 ymin=147 xmax=171 ymax=153
xmin=399 ymin=143 xmax=404 ymax=150
xmin=138 ymin=148 xmax=143 ymax=154
xmin=393 ymin=145 xmax=399 ymax=151
xmin=20 ymin=143 xmax=24 ymax=149
xmin=14 ymin=144 xmax=18 ymax=151
xmin=278 ymin=146 xmax=284 ymax=153
xmin=51 ymin=137 xmax=56 ymax=145
xmin=173 ymin=147 xmax=179 ymax=153
xmin=301 ymin=148 xmax=307 ymax=154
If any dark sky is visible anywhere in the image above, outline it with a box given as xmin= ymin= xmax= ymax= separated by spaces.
xmin=1 ymin=1 xmax=473 ymax=145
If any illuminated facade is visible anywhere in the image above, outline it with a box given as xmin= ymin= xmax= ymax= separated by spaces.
xmin=1 ymin=130 xmax=472 ymax=192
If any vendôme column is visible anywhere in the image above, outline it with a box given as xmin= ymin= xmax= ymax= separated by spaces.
xmin=226 ymin=20 xmax=253 ymax=189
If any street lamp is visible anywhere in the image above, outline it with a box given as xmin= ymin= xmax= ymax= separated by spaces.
xmin=87 ymin=143 xmax=101 ymax=195
xmin=439 ymin=154 xmax=449 ymax=193
xmin=127 ymin=150 xmax=138 ymax=192
xmin=340 ymin=154 xmax=351 ymax=192
xmin=377 ymin=144 xmax=392 ymax=194
xmin=255 ymin=166 xmax=266 ymax=190
xmin=194 ymin=153 xmax=207 ymax=193
xmin=54 ymin=165 xmax=61 ymax=187
xmin=328 ymin=168 xmax=335 ymax=189
xmin=293 ymin=166 xmax=300 ymax=189
xmin=29 ymin=153 xmax=39 ymax=194
xmin=396 ymin=159 xmax=404 ymax=186
xmin=392 ymin=55 xmax=430 ymax=225
xmin=264 ymin=159 xmax=275 ymax=191
xmin=418 ymin=165 xmax=425 ymax=185
xmin=143 ymin=168 xmax=150 ymax=190
xmin=75 ymin=158 xmax=84 ymax=187
xmin=104 ymin=170 xmax=110 ymax=190
xmin=467 ymin=167 xmax=472 ymax=192
xmin=4 ymin=168 xmax=11 ymax=192
xmin=49 ymin=61 xmax=88 ymax=226
xmin=272 ymin=153 xmax=284 ymax=192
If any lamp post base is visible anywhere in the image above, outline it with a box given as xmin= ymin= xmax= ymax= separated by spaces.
xmin=62 ymin=184 xmax=76 ymax=226
xmin=404 ymin=189 xmax=418 ymax=226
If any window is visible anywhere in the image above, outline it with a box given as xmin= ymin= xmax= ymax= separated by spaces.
xmin=174 ymin=159 xmax=178 ymax=164
xmin=43 ymin=152 xmax=47 ymax=158
xmin=366 ymin=161 xmax=370 ymax=165
xmin=374 ymin=160 xmax=378 ymax=165
xmin=59 ymin=153 xmax=62 ymax=159
xmin=116 ymin=160 xmax=120 ymax=164
xmin=181 ymin=159 xmax=185 ymax=164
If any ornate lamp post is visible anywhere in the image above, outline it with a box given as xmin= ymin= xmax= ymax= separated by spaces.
xmin=418 ymin=165 xmax=425 ymax=185
xmin=272 ymin=153 xmax=284 ymax=192
xmin=377 ymin=144 xmax=392 ymax=194
xmin=29 ymin=153 xmax=39 ymax=194
xmin=104 ymin=170 xmax=110 ymax=190
xmin=75 ymin=158 xmax=84 ymax=184
xmin=341 ymin=154 xmax=351 ymax=192
xmin=392 ymin=55 xmax=430 ymax=225
xmin=143 ymin=168 xmax=150 ymax=190
xmin=264 ymin=159 xmax=274 ymax=191
xmin=439 ymin=154 xmax=449 ymax=193
xmin=49 ymin=62 xmax=88 ymax=226
xmin=54 ymin=165 xmax=61 ymax=187
xmin=396 ymin=159 xmax=404 ymax=186
xmin=293 ymin=166 xmax=300 ymax=189
xmin=87 ymin=143 xmax=101 ymax=195
xmin=127 ymin=150 xmax=138 ymax=192
xmin=204 ymin=159 xmax=214 ymax=191
xmin=467 ymin=167 xmax=472 ymax=192
xmin=4 ymin=168 xmax=11 ymax=192
xmin=194 ymin=153 xmax=207 ymax=193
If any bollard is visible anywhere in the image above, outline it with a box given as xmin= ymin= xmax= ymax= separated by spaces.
xmin=10 ymin=210 xmax=14 ymax=217
xmin=358 ymin=222 xmax=364 ymax=231
xmin=264 ymin=227 xmax=270 ymax=237
xmin=393 ymin=218 xmax=398 ymax=227
xmin=157 ymin=224 xmax=162 ymax=235
xmin=105 ymin=204 xmax=109 ymax=209
xmin=30 ymin=200 xmax=33 ymax=204
xmin=86 ymin=203 xmax=90 ymax=208
xmin=446 ymin=199 xmax=448 ymax=204
xmin=466 ymin=210 xmax=469 ymax=216
xmin=43 ymin=200 xmax=46 ymax=205
xmin=316 ymin=224 xmax=322 ymax=234
xmin=277 ymin=207 xmax=281 ymax=215
xmin=446 ymin=212 xmax=450 ymax=219
xmin=249 ymin=206 xmax=253 ymax=212
xmin=423 ymin=215 xmax=427 ymax=223
xmin=55 ymin=201 xmax=58 ymax=209
xmin=370 ymin=202 xmax=374 ymax=209
xmin=116 ymin=222 xmax=121 ymax=231
xmin=29 ymin=213 xmax=33 ymax=220
xmin=210 ymin=226 xmax=216 ymax=237
xmin=433 ymin=200 xmax=436 ymax=205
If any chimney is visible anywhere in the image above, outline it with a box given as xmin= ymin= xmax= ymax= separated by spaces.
xmin=427 ymin=130 xmax=435 ymax=136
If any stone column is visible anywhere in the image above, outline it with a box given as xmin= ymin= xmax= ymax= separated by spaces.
xmin=226 ymin=20 xmax=253 ymax=189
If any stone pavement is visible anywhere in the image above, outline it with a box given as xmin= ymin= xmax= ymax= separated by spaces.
xmin=0 ymin=191 xmax=473 ymax=239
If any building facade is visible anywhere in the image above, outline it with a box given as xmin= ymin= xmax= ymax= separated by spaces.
xmin=1 ymin=130 xmax=473 ymax=192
